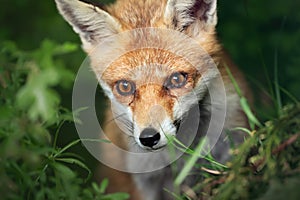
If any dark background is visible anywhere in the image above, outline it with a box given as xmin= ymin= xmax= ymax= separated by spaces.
xmin=1 ymin=0 xmax=299 ymax=178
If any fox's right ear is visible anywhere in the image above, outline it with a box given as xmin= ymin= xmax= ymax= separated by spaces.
xmin=54 ymin=0 xmax=121 ymax=52
xmin=164 ymin=0 xmax=217 ymax=35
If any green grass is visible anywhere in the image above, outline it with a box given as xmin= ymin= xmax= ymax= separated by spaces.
xmin=211 ymin=103 xmax=300 ymax=200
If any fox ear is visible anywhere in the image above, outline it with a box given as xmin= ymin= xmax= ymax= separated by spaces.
xmin=164 ymin=0 xmax=217 ymax=33
xmin=55 ymin=0 xmax=121 ymax=51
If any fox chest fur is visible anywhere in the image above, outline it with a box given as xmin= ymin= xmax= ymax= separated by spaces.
xmin=55 ymin=0 xmax=250 ymax=199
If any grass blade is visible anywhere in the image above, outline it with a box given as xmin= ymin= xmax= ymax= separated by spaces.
xmin=175 ymin=138 xmax=207 ymax=186
xmin=225 ymin=66 xmax=262 ymax=129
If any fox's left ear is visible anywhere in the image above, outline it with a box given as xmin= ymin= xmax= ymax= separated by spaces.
xmin=54 ymin=0 xmax=121 ymax=52
xmin=164 ymin=0 xmax=217 ymax=35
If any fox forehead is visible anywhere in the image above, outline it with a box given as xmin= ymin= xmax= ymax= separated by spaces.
xmin=88 ymin=27 xmax=220 ymax=83
xmin=101 ymin=48 xmax=197 ymax=86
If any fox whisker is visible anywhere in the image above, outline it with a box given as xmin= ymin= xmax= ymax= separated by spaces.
xmin=104 ymin=112 xmax=128 ymax=126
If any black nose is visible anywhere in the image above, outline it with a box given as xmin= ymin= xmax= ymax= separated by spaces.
xmin=139 ymin=128 xmax=161 ymax=148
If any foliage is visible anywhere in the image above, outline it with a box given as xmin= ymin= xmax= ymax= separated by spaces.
xmin=211 ymin=104 xmax=300 ymax=200
xmin=0 ymin=41 xmax=129 ymax=200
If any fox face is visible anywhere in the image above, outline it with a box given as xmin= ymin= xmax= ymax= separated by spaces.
xmin=55 ymin=0 xmax=232 ymax=151
xmin=101 ymin=47 xmax=201 ymax=149
xmin=91 ymin=28 xmax=217 ymax=151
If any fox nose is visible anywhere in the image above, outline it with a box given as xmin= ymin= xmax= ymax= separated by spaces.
xmin=139 ymin=128 xmax=161 ymax=148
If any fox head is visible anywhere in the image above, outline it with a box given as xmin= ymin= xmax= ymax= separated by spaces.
xmin=55 ymin=0 xmax=223 ymax=150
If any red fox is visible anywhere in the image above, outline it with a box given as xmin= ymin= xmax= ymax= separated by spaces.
xmin=55 ymin=0 xmax=250 ymax=199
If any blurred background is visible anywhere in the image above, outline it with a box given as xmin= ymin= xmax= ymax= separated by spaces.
xmin=1 ymin=0 xmax=299 ymax=194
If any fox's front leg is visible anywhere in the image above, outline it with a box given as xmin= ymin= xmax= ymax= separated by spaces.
xmin=132 ymin=168 xmax=174 ymax=200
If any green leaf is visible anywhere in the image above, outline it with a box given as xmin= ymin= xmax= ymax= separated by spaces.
xmin=53 ymin=41 xmax=78 ymax=55
xmin=99 ymin=179 xmax=109 ymax=194
xmin=55 ymin=157 xmax=92 ymax=181
xmin=16 ymin=67 xmax=61 ymax=123
xmin=54 ymin=138 xmax=110 ymax=158
xmin=101 ymin=193 xmax=130 ymax=200
xmin=52 ymin=162 xmax=76 ymax=180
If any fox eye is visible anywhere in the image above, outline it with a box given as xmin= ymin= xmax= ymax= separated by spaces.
xmin=165 ymin=72 xmax=188 ymax=89
xmin=115 ymin=80 xmax=136 ymax=96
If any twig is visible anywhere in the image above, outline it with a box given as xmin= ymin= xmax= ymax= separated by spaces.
xmin=272 ymin=133 xmax=300 ymax=155
xmin=252 ymin=133 xmax=300 ymax=171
